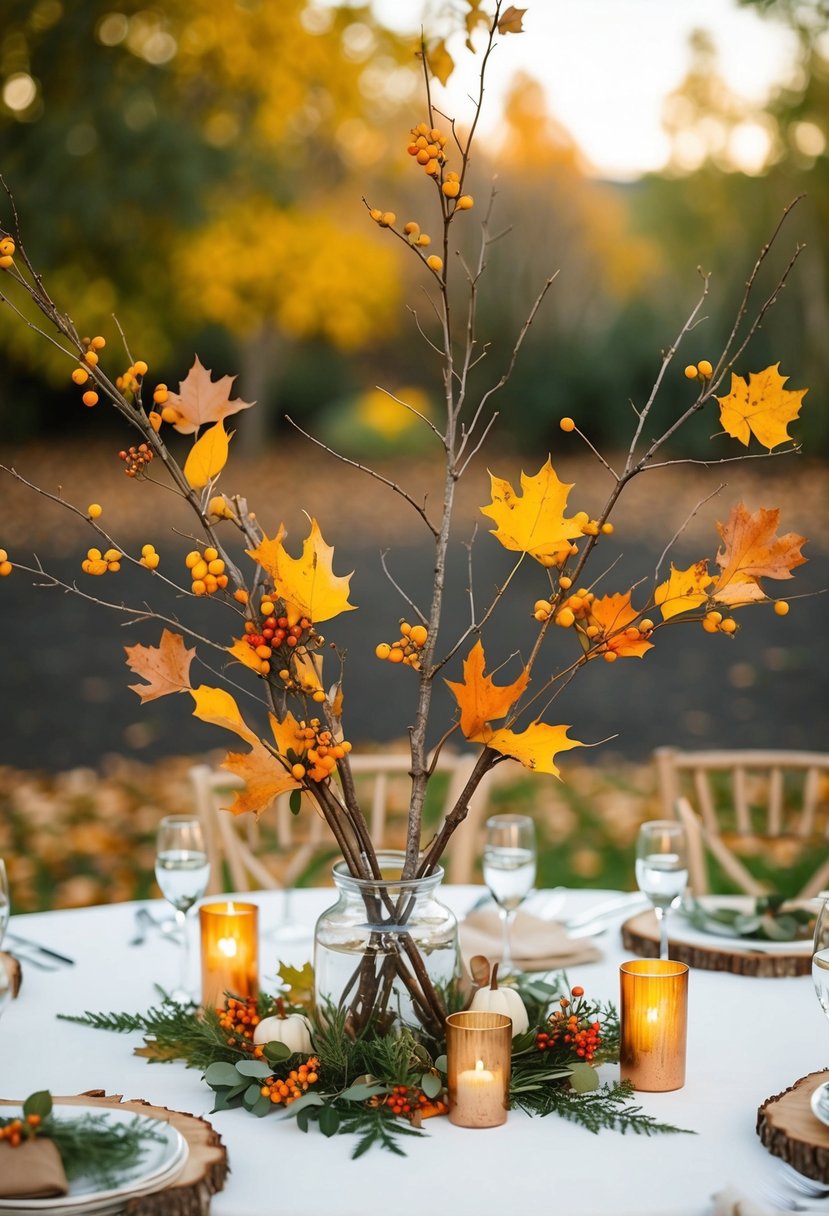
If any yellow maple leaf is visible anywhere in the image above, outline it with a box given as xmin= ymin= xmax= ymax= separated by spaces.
xmin=124 ymin=629 xmax=195 ymax=702
xmin=480 ymin=457 xmax=588 ymax=566
xmin=183 ymin=419 xmax=230 ymax=489
xmin=269 ymin=709 xmax=309 ymax=760
xmin=712 ymin=502 xmax=807 ymax=606
xmin=247 ymin=519 xmax=355 ymax=625
xmin=227 ymin=636 xmax=263 ymax=674
xmin=485 ymin=722 xmax=583 ymax=777
xmin=190 ymin=685 xmax=258 ymax=745
xmin=716 ymin=364 xmax=806 ymax=450
xmin=166 ymin=355 xmax=254 ymax=436
xmin=588 ymin=593 xmax=653 ymax=658
xmin=445 ymin=641 xmax=529 ymax=741
xmin=221 ymin=737 xmax=300 ymax=817
xmin=654 ymin=561 xmax=714 ymax=621
xmin=421 ymin=38 xmax=454 ymax=86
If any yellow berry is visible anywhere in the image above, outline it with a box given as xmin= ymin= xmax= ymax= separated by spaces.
xmin=585 ymin=624 xmax=601 ymax=639
xmin=0 ymin=549 xmax=6 ymax=562
xmin=369 ymin=208 xmax=383 ymax=222
xmin=88 ymin=547 xmax=102 ymax=560
xmin=426 ymin=255 xmax=443 ymax=273
xmin=153 ymin=387 xmax=169 ymax=405
xmin=185 ymin=550 xmax=201 ymax=569
xmin=705 ymin=610 xmax=722 ymax=624
xmin=133 ymin=359 xmax=148 ymax=376
xmin=208 ymin=558 xmax=225 ymax=575
xmin=639 ymin=618 xmax=654 ymax=633
xmin=697 ymin=359 xmax=713 ymax=377
xmin=400 ymin=621 xmax=412 ymax=637
xmin=774 ymin=600 xmax=790 ymax=616
xmin=103 ymin=548 xmax=120 ymax=562
xmin=291 ymin=764 xmax=306 ymax=780
xmin=107 ymin=561 xmax=121 ymax=572
xmin=556 ymin=608 xmax=576 ymax=628
xmin=388 ymin=647 xmax=404 ymax=664
xmin=379 ymin=211 xmax=396 ymax=227
xmin=142 ymin=552 xmax=160 ymax=570
xmin=414 ymin=233 xmax=431 ymax=247
xmin=90 ymin=335 xmax=106 ymax=351
xmin=403 ymin=221 xmax=420 ymax=235
xmin=260 ymin=600 xmax=275 ymax=617
xmin=0 ymin=559 xmax=12 ymax=576
xmin=83 ymin=350 xmax=99 ymax=367
xmin=234 ymin=588 xmax=249 ymax=604
xmin=208 ymin=495 xmax=230 ymax=518
xmin=559 ymin=417 xmax=575 ymax=433
xmin=192 ymin=579 xmax=207 ymax=596
xmin=456 ymin=195 xmax=474 ymax=210
xmin=603 ymin=650 xmax=618 ymax=663
xmin=720 ymin=618 xmax=737 ymax=634
xmin=191 ymin=559 xmax=208 ymax=580
xmin=0 ymin=237 xmax=15 ymax=257
xmin=601 ymin=522 xmax=614 ymax=535
xmin=72 ymin=368 xmax=89 ymax=386
xmin=375 ymin=642 xmax=391 ymax=660
xmin=87 ymin=503 xmax=102 ymax=519
xmin=255 ymin=644 xmax=272 ymax=659
xmin=559 ymin=576 xmax=572 ymax=590
xmin=204 ymin=574 xmax=218 ymax=593
xmin=148 ymin=411 xmax=162 ymax=432
xmin=0 ymin=255 xmax=13 ymax=269
xmin=312 ymin=689 xmax=326 ymax=703
xmin=702 ymin=617 xmax=719 ymax=633
xmin=82 ymin=390 xmax=99 ymax=407
xmin=424 ymin=159 xmax=439 ymax=176
xmin=203 ymin=546 xmax=218 ymax=561
xmin=442 ymin=180 xmax=460 ymax=198
xmin=684 ymin=364 xmax=698 ymax=379
xmin=410 ymin=624 xmax=428 ymax=647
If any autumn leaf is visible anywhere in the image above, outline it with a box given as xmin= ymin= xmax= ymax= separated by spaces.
xmin=654 ymin=561 xmax=714 ymax=621
xmin=588 ymin=593 xmax=654 ymax=658
xmin=183 ymin=419 xmax=230 ymax=489
xmin=480 ymin=457 xmax=588 ymax=566
xmin=269 ymin=709 xmax=309 ymax=760
xmin=190 ymin=685 xmax=258 ymax=745
xmin=445 ymin=641 xmax=529 ymax=741
xmin=464 ymin=0 xmax=490 ymax=48
xmin=221 ymin=737 xmax=300 ymax=817
xmin=712 ymin=502 xmax=807 ymax=606
xmin=485 ymin=722 xmax=583 ymax=777
xmin=166 ymin=355 xmax=254 ymax=436
xmin=498 ymin=5 xmax=527 ymax=33
xmin=227 ymin=636 xmax=263 ymax=674
xmin=125 ymin=629 xmax=195 ymax=702
xmin=247 ymin=518 xmax=355 ymax=625
xmin=421 ymin=38 xmax=454 ymax=86
xmin=717 ymin=364 xmax=806 ymax=450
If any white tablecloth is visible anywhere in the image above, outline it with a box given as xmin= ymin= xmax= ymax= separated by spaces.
xmin=1 ymin=887 xmax=826 ymax=1216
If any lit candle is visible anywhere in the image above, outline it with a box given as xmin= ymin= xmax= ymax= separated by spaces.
xmin=619 ymin=959 xmax=688 ymax=1092
xmin=199 ymin=900 xmax=259 ymax=1010
xmin=446 ymin=1011 xmax=511 ymax=1128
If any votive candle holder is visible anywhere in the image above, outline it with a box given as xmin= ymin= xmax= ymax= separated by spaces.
xmin=199 ymin=900 xmax=259 ymax=1010
xmin=620 ymin=958 xmax=688 ymax=1092
xmin=446 ymin=1010 xmax=511 ymax=1127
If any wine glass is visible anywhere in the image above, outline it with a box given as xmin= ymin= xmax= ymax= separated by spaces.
xmin=155 ymin=815 xmax=210 ymax=1003
xmin=0 ymin=859 xmax=9 ymax=949
xmin=482 ymin=813 xmax=537 ymax=977
xmin=634 ymin=820 xmax=688 ymax=961
xmin=812 ymin=899 xmax=829 ymax=1021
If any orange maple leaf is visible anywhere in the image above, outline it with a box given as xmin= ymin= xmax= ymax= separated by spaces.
xmin=717 ymin=364 xmax=806 ymax=451
xmin=480 ymin=457 xmax=588 ymax=566
xmin=588 ymin=593 xmax=654 ymax=658
xmin=166 ymin=356 xmax=254 ymax=436
xmin=221 ymin=738 xmax=300 ymax=817
xmin=227 ymin=636 xmax=263 ymax=674
xmin=712 ymin=502 xmax=807 ymax=606
xmin=247 ymin=518 xmax=355 ymax=625
xmin=498 ymin=5 xmax=527 ymax=33
xmin=654 ymin=561 xmax=714 ymax=621
xmin=485 ymin=722 xmax=583 ymax=777
xmin=445 ymin=641 xmax=529 ymax=741
xmin=125 ymin=629 xmax=195 ymax=702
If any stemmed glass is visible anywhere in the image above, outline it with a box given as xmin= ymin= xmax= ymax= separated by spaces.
xmin=482 ymin=813 xmax=537 ymax=977
xmin=154 ymin=816 xmax=210 ymax=1003
xmin=812 ymin=899 xmax=829 ymax=1019
xmin=634 ymin=820 xmax=688 ymax=961
xmin=0 ymin=859 xmax=9 ymax=949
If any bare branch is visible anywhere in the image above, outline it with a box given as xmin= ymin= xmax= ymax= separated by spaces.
xmin=379 ymin=549 xmax=428 ymax=625
xmin=653 ymin=485 xmax=726 ymax=583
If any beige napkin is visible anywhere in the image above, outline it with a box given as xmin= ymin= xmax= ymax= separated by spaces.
xmin=1 ymin=951 xmax=22 ymax=998
xmin=0 ymin=1139 xmax=69 ymax=1198
xmin=711 ymin=1184 xmax=788 ymax=1214
xmin=460 ymin=907 xmax=602 ymax=971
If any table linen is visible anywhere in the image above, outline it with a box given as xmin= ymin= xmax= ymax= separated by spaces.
xmin=1 ymin=887 xmax=826 ymax=1216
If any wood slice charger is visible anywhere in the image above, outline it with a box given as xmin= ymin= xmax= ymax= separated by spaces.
xmin=620 ymin=909 xmax=812 ymax=977
xmin=757 ymin=1071 xmax=829 ymax=1182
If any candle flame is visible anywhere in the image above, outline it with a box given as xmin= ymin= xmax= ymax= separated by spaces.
xmin=646 ymin=1007 xmax=659 ymax=1024
xmin=218 ymin=935 xmax=238 ymax=958
xmin=475 ymin=1058 xmax=485 ymax=1072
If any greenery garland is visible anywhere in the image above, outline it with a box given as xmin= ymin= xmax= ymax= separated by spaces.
xmin=60 ymin=965 xmax=691 ymax=1157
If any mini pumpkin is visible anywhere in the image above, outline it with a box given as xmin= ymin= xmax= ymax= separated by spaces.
xmin=469 ymin=963 xmax=529 ymax=1035
xmin=252 ymin=1012 xmax=313 ymax=1054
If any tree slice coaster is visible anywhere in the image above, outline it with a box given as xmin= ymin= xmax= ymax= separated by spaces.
xmin=620 ymin=909 xmax=812 ymax=977
xmin=0 ymin=952 xmax=22 ymax=997
xmin=0 ymin=1091 xmax=228 ymax=1215
xmin=757 ymin=1071 xmax=829 ymax=1182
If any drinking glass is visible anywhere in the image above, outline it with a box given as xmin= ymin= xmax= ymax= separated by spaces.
xmin=0 ymin=859 xmax=9 ymax=949
xmin=482 ymin=813 xmax=537 ymax=976
xmin=155 ymin=815 xmax=210 ymax=1003
xmin=812 ymin=899 xmax=829 ymax=1021
xmin=634 ymin=820 xmax=688 ymax=961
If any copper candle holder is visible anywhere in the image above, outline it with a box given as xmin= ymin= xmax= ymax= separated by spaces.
xmin=199 ymin=900 xmax=259 ymax=1010
xmin=446 ymin=1010 xmax=511 ymax=1127
xmin=620 ymin=958 xmax=688 ymax=1092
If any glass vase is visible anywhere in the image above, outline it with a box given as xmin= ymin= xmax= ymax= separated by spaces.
xmin=313 ymin=851 xmax=460 ymax=1038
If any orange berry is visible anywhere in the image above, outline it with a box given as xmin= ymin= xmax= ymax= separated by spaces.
xmin=774 ymin=600 xmax=789 ymax=616
xmin=456 ymin=195 xmax=474 ymax=210
xmin=82 ymin=390 xmax=99 ymax=407
xmin=369 ymin=207 xmax=383 ymax=222
xmin=148 ymin=410 xmax=162 ymax=431
xmin=559 ymin=576 xmax=573 ymax=590
xmin=697 ymin=359 xmax=713 ymax=377
xmin=601 ymin=522 xmax=614 ymax=535
xmin=192 ymin=579 xmax=207 ymax=596
xmin=90 ymin=335 xmax=106 ymax=350
xmin=442 ymin=180 xmax=460 ymax=198
xmin=556 ymin=608 xmax=575 ymax=628
xmin=84 ymin=350 xmax=99 ymax=367
xmin=0 ymin=237 xmax=15 ymax=257
xmin=291 ymin=763 xmax=306 ymax=780
xmin=426 ymin=255 xmax=443 ymax=273
xmin=379 ymin=212 xmax=396 ymax=227
xmin=410 ymin=624 xmax=428 ymax=647
xmin=403 ymin=221 xmax=420 ymax=235
xmin=720 ymin=618 xmax=737 ymax=634
xmin=133 ymin=359 xmax=148 ymax=376
xmin=388 ymin=647 xmax=404 ymax=664
xmin=375 ymin=642 xmax=391 ymax=660
xmin=87 ymin=503 xmax=102 ymax=518
xmin=684 ymin=364 xmax=698 ymax=380
xmin=0 ymin=560 xmax=12 ymax=577
xmin=72 ymin=367 xmax=89 ymax=385
xmin=559 ymin=417 xmax=575 ymax=432
xmin=0 ymin=254 xmax=14 ymax=269
xmin=233 ymin=588 xmax=249 ymax=604
xmin=414 ymin=233 xmax=431 ymax=247
xmin=603 ymin=650 xmax=618 ymax=662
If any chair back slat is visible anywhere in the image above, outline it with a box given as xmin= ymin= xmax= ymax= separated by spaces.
xmin=803 ymin=767 xmax=820 ymax=838
xmin=693 ymin=768 xmax=718 ymax=833
xmin=733 ymin=767 xmax=751 ymax=832
xmin=767 ymin=767 xmax=784 ymax=836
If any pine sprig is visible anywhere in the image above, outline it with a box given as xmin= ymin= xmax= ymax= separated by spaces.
xmin=512 ymin=1079 xmax=692 ymax=1136
xmin=337 ymin=1105 xmax=425 ymax=1159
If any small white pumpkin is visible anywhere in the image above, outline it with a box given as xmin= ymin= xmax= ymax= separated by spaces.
xmin=253 ymin=1012 xmax=313 ymax=1054
xmin=469 ymin=964 xmax=529 ymax=1035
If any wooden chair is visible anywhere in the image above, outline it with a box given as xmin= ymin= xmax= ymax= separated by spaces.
xmin=653 ymin=747 xmax=829 ymax=899
xmin=190 ymin=750 xmax=503 ymax=894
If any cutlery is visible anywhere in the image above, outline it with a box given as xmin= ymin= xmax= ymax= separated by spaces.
xmin=778 ymin=1162 xmax=829 ymax=1197
xmin=130 ymin=907 xmax=181 ymax=947
xmin=563 ymin=892 xmax=650 ymax=931
xmin=4 ymin=944 xmax=61 ymax=971
xmin=4 ymin=932 xmax=74 ymax=966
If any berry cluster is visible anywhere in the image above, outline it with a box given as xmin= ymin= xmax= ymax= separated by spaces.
xmin=0 ymin=548 xmax=12 ymax=577
xmin=0 ymin=235 xmax=15 ymax=269
xmin=402 ymin=219 xmax=432 ymax=249
xmin=71 ymin=335 xmax=106 ymax=407
xmin=185 ymin=546 xmax=228 ymax=596
xmin=242 ymin=598 xmax=322 ymax=680
xmin=375 ymin=620 xmax=428 ymax=669
xmin=259 ymin=1058 xmax=320 ymax=1106
xmin=407 ymin=121 xmax=448 ymax=174
xmin=0 ymin=1113 xmax=41 ymax=1146
xmin=684 ymin=358 xmax=713 ymax=380
xmin=535 ymin=986 xmax=602 ymax=1063
xmin=440 ymin=170 xmax=473 ymax=212
xmin=384 ymin=1084 xmax=446 ymax=1120
xmin=291 ymin=718 xmax=351 ymax=783
xmin=140 ymin=543 xmax=160 ymax=571
xmin=115 ymin=358 xmax=148 ymax=397
xmin=82 ymin=546 xmax=121 ymax=575
xmin=118 ymin=442 xmax=154 ymax=477
xmin=701 ymin=609 xmax=737 ymax=636
xmin=580 ymin=518 xmax=614 ymax=538
xmin=218 ymin=995 xmax=263 ymax=1054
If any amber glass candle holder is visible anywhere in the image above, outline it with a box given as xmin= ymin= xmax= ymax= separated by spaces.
xmin=446 ymin=1010 xmax=511 ymax=1127
xmin=620 ymin=959 xmax=688 ymax=1092
xmin=199 ymin=901 xmax=259 ymax=1010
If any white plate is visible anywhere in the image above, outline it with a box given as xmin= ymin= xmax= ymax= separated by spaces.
xmin=672 ymin=896 xmax=814 ymax=954
xmin=811 ymin=1081 xmax=829 ymax=1129
xmin=0 ymin=1106 xmax=188 ymax=1213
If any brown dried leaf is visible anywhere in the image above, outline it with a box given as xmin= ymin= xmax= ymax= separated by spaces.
xmin=124 ymin=629 xmax=195 ymax=702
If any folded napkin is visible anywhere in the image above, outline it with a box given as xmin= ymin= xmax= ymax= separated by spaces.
xmin=711 ymin=1183 xmax=806 ymax=1215
xmin=0 ymin=1139 xmax=69 ymax=1199
xmin=460 ymin=907 xmax=601 ymax=971
xmin=1 ymin=951 xmax=22 ymax=998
